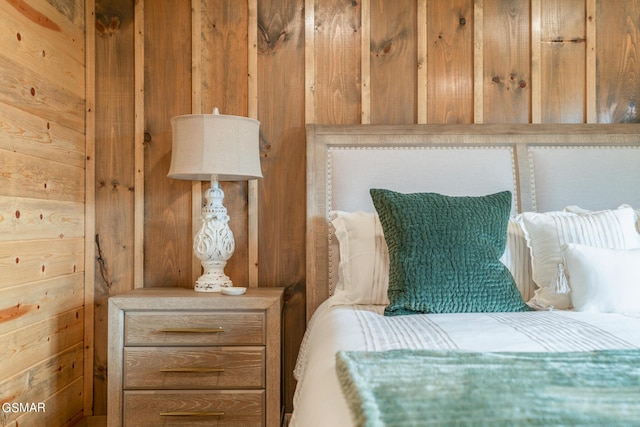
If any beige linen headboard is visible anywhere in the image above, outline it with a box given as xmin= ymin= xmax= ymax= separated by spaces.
xmin=306 ymin=124 xmax=640 ymax=321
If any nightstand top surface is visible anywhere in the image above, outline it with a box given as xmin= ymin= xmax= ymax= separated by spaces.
xmin=109 ymin=286 xmax=284 ymax=311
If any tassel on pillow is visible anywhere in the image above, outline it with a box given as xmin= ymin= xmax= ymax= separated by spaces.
xmin=550 ymin=263 xmax=571 ymax=294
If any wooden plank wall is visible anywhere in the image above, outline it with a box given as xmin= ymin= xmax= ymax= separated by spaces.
xmin=91 ymin=0 xmax=640 ymax=417
xmin=0 ymin=0 xmax=92 ymax=425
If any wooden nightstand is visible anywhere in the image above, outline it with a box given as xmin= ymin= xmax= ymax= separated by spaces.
xmin=107 ymin=287 xmax=283 ymax=427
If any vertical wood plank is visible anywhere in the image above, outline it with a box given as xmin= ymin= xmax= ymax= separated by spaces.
xmin=248 ymin=0 xmax=258 ymax=119
xmin=192 ymin=0 xmax=202 ymax=114
xmin=84 ymin=0 xmax=96 ymax=415
xmin=94 ymin=0 xmax=136 ymax=414
xmin=201 ymin=1 xmax=249 ymax=116
xmin=596 ymin=0 xmax=640 ymax=123
xmin=257 ymin=0 xmax=306 ymax=412
xmin=191 ymin=0 xmax=203 ymax=285
xmin=143 ymin=0 xmax=193 ymax=289
xmin=134 ymin=0 xmax=145 ymax=288
xmin=305 ymin=0 xmax=316 ymax=124
xmin=540 ymin=0 xmax=586 ymax=123
xmin=482 ymin=0 xmax=531 ymax=124
xmin=417 ymin=0 xmax=428 ymax=123
xmin=586 ymin=0 xmax=596 ymax=123
xmin=427 ymin=0 xmax=474 ymax=124
xmin=361 ymin=0 xmax=370 ymax=124
xmin=369 ymin=0 xmax=417 ymax=124
xmin=531 ymin=0 xmax=541 ymax=123
xmin=473 ymin=0 xmax=484 ymax=123
xmin=248 ymin=0 xmax=259 ymax=287
xmin=314 ymin=0 xmax=361 ymax=124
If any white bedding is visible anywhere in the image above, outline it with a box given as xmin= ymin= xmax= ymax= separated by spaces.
xmin=289 ymin=297 xmax=640 ymax=427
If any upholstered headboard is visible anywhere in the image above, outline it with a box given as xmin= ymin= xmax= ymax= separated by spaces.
xmin=306 ymin=124 xmax=640 ymax=321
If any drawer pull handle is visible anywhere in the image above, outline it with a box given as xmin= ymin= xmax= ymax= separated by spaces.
xmin=160 ymin=411 xmax=224 ymax=417
xmin=159 ymin=327 xmax=224 ymax=333
xmin=160 ymin=367 xmax=225 ymax=373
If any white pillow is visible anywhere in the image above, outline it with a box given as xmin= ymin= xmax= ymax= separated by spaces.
xmin=331 ymin=210 xmax=534 ymax=305
xmin=503 ymin=214 xmax=536 ymax=302
xmin=564 ymin=204 xmax=640 ymax=234
xmin=520 ymin=206 xmax=640 ymax=310
xmin=331 ymin=211 xmax=389 ymax=305
xmin=563 ymin=243 xmax=640 ymax=312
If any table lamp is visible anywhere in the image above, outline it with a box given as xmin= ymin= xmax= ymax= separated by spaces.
xmin=168 ymin=108 xmax=262 ymax=292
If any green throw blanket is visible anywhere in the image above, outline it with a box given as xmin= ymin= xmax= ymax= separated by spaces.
xmin=336 ymin=349 xmax=640 ymax=427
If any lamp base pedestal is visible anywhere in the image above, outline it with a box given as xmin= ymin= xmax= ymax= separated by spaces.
xmin=194 ymin=260 xmax=233 ymax=292
xmin=192 ymin=180 xmax=236 ymax=293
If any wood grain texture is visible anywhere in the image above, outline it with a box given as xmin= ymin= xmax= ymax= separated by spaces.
xmin=11 ymin=377 xmax=84 ymax=427
xmin=540 ymin=0 xmax=586 ymax=123
xmin=0 ymin=148 xmax=84 ymax=202
xmin=586 ymin=0 xmax=596 ymax=123
xmin=473 ymin=0 xmax=484 ymax=123
xmin=427 ymin=0 xmax=474 ymax=124
xmin=0 ymin=237 xmax=84 ymax=290
xmin=596 ymin=0 xmax=640 ymax=123
xmin=0 ymin=196 xmax=84 ymax=241
xmin=417 ymin=0 xmax=428 ymax=123
xmin=0 ymin=102 xmax=84 ymax=168
xmin=0 ymin=0 xmax=85 ymax=65
xmin=0 ymin=308 xmax=83 ymax=387
xmin=483 ymin=0 xmax=530 ymax=123
xmin=123 ymin=391 xmax=265 ymax=426
xmin=124 ymin=347 xmax=265 ymax=389
xmin=0 ymin=53 xmax=84 ymax=132
xmin=0 ymin=0 xmax=86 ymax=423
xmin=370 ymin=0 xmax=417 ymax=124
xmin=257 ymin=0 xmax=307 ymax=413
xmin=143 ymin=0 xmax=193 ymax=289
xmin=124 ymin=311 xmax=266 ymax=346
xmin=0 ymin=343 xmax=83 ymax=426
xmin=84 ymin=0 xmax=97 ymax=414
xmin=108 ymin=287 xmax=283 ymax=427
xmin=133 ymin=0 xmax=144 ymax=290
xmin=248 ymin=0 xmax=260 ymax=287
xmin=94 ymin=0 xmax=135 ymax=414
xmin=0 ymin=272 xmax=84 ymax=335
xmin=314 ymin=0 xmax=362 ymax=124
xmin=0 ymin=1 xmax=84 ymax=100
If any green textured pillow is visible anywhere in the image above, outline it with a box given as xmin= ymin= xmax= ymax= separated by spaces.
xmin=370 ymin=189 xmax=531 ymax=316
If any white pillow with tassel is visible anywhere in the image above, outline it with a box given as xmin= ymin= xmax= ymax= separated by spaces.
xmin=520 ymin=206 xmax=640 ymax=310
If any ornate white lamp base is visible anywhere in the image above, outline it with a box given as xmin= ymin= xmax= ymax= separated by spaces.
xmin=195 ymin=260 xmax=232 ymax=292
xmin=192 ymin=179 xmax=235 ymax=292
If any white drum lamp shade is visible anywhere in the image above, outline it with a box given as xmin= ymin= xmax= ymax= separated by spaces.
xmin=168 ymin=110 xmax=262 ymax=292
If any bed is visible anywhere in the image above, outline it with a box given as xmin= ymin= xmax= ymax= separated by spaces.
xmin=291 ymin=124 xmax=640 ymax=427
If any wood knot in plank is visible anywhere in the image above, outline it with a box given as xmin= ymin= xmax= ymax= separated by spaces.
xmin=258 ymin=22 xmax=288 ymax=56
xmin=7 ymin=0 xmax=61 ymax=32
xmin=96 ymin=15 xmax=121 ymax=36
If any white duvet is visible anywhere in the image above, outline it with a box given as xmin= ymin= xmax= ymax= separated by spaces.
xmin=289 ymin=299 xmax=640 ymax=427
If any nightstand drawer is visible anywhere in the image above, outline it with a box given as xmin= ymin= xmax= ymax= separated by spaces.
xmin=123 ymin=390 xmax=264 ymax=426
xmin=124 ymin=311 xmax=265 ymax=346
xmin=123 ymin=346 xmax=265 ymax=389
